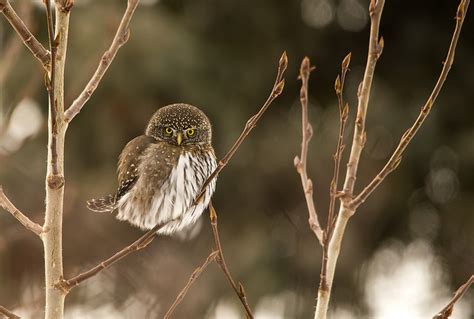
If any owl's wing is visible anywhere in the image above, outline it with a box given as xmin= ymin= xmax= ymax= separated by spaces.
xmin=116 ymin=135 xmax=156 ymax=199
xmin=87 ymin=135 xmax=156 ymax=213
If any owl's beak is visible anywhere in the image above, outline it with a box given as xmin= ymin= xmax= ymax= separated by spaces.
xmin=176 ymin=132 xmax=183 ymax=145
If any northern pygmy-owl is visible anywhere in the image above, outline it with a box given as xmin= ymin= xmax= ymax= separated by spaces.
xmin=87 ymin=103 xmax=217 ymax=235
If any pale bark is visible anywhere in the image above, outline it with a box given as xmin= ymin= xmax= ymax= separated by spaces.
xmin=42 ymin=3 xmax=70 ymax=318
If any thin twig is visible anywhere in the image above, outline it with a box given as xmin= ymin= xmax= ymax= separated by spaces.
xmin=0 ymin=305 xmax=20 ymax=319
xmin=327 ymin=52 xmax=351 ymax=235
xmin=164 ymin=251 xmax=219 ymax=319
xmin=194 ymin=52 xmax=288 ymax=205
xmin=314 ymin=1 xmax=385 ymax=319
xmin=351 ymin=0 xmax=470 ymax=209
xmin=0 ymin=186 xmax=43 ymax=236
xmin=56 ymin=221 xmax=168 ymax=293
xmin=320 ymin=53 xmax=352 ymax=293
xmin=433 ymin=275 xmax=474 ymax=319
xmin=209 ymin=202 xmax=253 ymax=318
xmin=44 ymin=0 xmax=60 ymax=180
xmin=64 ymin=0 xmax=140 ymax=123
xmin=0 ymin=0 xmax=50 ymax=70
xmin=293 ymin=57 xmax=323 ymax=245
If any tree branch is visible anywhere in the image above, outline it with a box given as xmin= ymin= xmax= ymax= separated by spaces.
xmin=327 ymin=53 xmax=351 ymax=235
xmin=314 ymin=1 xmax=385 ymax=318
xmin=64 ymin=0 xmax=140 ymax=123
xmin=42 ymin=1 xmax=72 ymax=318
xmin=0 ymin=185 xmax=43 ymax=236
xmin=294 ymin=57 xmax=324 ymax=245
xmin=320 ymin=53 xmax=351 ymax=300
xmin=351 ymin=0 xmax=470 ymax=209
xmin=0 ymin=305 xmax=20 ymax=319
xmin=194 ymin=52 xmax=288 ymax=205
xmin=0 ymin=0 xmax=50 ymax=70
xmin=164 ymin=251 xmax=219 ymax=319
xmin=56 ymin=221 xmax=168 ymax=294
xmin=433 ymin=275 xmax=473 ymax=319
xmin=209 ymin=202 xmax=253 ymax=318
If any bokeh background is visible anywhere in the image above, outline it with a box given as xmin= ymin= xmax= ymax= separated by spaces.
xmin=1 ymin=0 xmax=473 ymax=318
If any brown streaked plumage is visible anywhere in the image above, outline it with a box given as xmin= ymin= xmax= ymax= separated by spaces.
xmin=87 ymin=103 xmax=217 ymax=235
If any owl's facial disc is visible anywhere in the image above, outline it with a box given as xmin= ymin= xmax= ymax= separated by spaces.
xmin=146 ymin=104 xmax=212 ymax=146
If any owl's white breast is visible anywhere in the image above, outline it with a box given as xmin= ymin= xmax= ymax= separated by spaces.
xmin=116 ymin=151 xmax=217 ymax=235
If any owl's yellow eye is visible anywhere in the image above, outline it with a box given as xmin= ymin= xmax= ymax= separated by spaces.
xmin=186 ymin=128 xmax=195 ymax=137
xmin=164 ymin=127 xmax=173 ymax=136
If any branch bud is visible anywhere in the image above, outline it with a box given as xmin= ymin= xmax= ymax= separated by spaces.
xmin=279 ymin=51 xmax=288 ymax=73
xmin=334 ymin=75 xmax=341 ymax=94
xmin=273 ymin=79 xmax=285 ymax=97
xmin=342 ymin=52 xmax=352 ymax=71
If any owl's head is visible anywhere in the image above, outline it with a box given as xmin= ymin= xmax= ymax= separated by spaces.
xmin=146 ymin=103 xmax=213 ymax=146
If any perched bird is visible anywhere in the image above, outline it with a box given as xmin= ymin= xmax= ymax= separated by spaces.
xmin=87 ymin=103 xmax=217 ymax=235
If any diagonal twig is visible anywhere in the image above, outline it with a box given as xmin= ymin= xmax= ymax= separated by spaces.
xmin=0 ymin=0 xmax=50 ymax=70
xmin=0 ymin=305 xmax=20 ymax=319
xmin=64 ymin=0 xmax=140 ymax=123
xmin=209 ymin=202 xmax=253 ymax=318
xmin=433 ymin=275 xmax=473 ymax=319
xmin=0 ymin=185 xmax=43 ymax=236
xmin=293 ymin=57 xmax=324 ymax=245
xmin=351 ymin=0 xmax=470 ymax=209
xmin=194 ymin=52 xmax=288 ymax=205
xmin=164 ymin=251 xmax=219 ymax=319
xmin=56 ymin=221 xmax=168 ymax=294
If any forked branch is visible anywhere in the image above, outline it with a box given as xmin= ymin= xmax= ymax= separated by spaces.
xmin=64 ymin=0 xmax=140 ymax=123
xmin=294 ymin=57 xmax=324 ymax=245
xmin=209 ymin=202 xmax=253 ymax=318
xmin=0 ymin=0 xmax=50 ymax=70
xmin=0 ymin=186 xmax=43 ymax=236
xmin=314 ymin=1 xmax=385 ymax=318
xmin=433 ymin=275 xmax=473 ymax=319
xmin=351 ymin=0 xmax=470 ymax=208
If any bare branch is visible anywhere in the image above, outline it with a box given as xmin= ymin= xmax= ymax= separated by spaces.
xmin=0 ymin=0 xmax=50 ymax=70
xmin=327 ymin=53 xmax=351 ymax=234
xmin=195 ymin=52 xmax=288 ymax=205
xmin=314 ymin=1 xmax=385 ymax=318
xmin=42 ymin=1 xmax=71 ymax=317
xmin=64 ymin=0 xmax=140 ymax=123
xmin=294 ymin=57 xmax=324 ymax=245
xmin=209 ymin=202 xmax=253 ymax=318
xmin=351 ymin=0 xmax=470 ymax=209
xmin=56 ymin=221 xmax=169 ymax=294
xmin=433 ymin=275 xmax=473 ymax=319
xmin=164 ymin=251 xmax=219 ymax=319
xmin=320 ymin=53 xmax=351 ymax=295
xmin=0 ymin=186 xmax=43 ymax=236
xmin=0 ymin=305 xmax=20 ymax=319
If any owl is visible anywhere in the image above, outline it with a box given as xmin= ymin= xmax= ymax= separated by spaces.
xmin=87 ymin=103 xmax=217 ymax=235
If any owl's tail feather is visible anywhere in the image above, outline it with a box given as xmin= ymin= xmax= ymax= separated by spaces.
xmin=87 ymin=194 xmax=117 ymax=213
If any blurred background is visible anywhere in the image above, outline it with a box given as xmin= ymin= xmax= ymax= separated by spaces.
xmin=1 ymin=0 xmax=473 ymax=318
